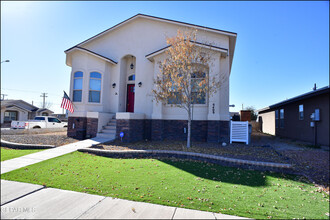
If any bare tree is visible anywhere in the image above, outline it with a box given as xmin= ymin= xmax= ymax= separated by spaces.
xmin=39 ymin=101 xmax=53 ymax=109
xmin=152 ymin=29 xmax=223 ymax=148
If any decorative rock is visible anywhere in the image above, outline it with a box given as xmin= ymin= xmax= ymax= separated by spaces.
xmin=222 ymin=142 xmax=227 ymax=147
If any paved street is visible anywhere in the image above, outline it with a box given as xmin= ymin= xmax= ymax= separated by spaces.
xmin=1 ymin=180 xmax=248 ymax=219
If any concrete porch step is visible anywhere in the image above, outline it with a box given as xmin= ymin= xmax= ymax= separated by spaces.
xmin=96 ymin=133 xmax=116 ymax=139
xmin=104 ymin=125 xmax=116 ymax=130
xmin=107 ymin=121 xmax=116 ymax=126
xmin=102 ymin=129 xmax=116 ymax=134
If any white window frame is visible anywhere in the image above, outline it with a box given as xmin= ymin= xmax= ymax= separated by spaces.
xmin=88 ymin=72 xmax=102 ymax=103
xmin=299 ymin=104 xmax=304 ymax=120
xmin=73 ymin=71 xmax=83 ymax=102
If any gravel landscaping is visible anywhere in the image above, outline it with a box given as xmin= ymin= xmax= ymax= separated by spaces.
xmin=1 ymin=130 xmax=78 ymax=147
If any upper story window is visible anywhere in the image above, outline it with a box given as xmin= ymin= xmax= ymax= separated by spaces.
xmin=73 ymin=71 xmax=83 ymax=102
xmin=280 ymin=109 xmax=284 ymax=128
xmin=128 ymin=74 xmax=135 ymax=81
xmin=299 ymin=104 xmax=304 ymax=120
xmin=89 ymin=72 xmax=102 ymax=103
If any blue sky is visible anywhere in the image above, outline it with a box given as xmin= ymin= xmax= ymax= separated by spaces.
xmin=1 ymin=1 xmax=329 ymax=113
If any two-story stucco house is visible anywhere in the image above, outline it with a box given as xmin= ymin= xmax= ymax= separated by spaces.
xmin=65 ymin=14 xmax=237 ymax=142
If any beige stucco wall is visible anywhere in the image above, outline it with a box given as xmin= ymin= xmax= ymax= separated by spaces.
xmin=259 ymin=111 xmax=276 ymax=135
xmin=67 ymin=17 xmax=231 ymax=121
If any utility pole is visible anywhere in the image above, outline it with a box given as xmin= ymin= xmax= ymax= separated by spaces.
xmin=1 ymin=94 xmax=8 ymax=100
xmin=40 ymin=93 xmax=48 ymax=108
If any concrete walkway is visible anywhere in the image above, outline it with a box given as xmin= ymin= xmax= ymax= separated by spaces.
xmin=1 ymin=180 xmax=249 ymax=219
xmin=1 ymin=137 xmax=112 ymax=174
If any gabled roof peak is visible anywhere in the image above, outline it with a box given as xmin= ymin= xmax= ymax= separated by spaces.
xmin=65 ymin=13 xmax=237 ymax=52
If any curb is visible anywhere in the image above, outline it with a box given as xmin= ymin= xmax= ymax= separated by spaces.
xmin=0 ymin=139 xmax=55 ymax=149
xmin=79 ymin=148 xmax=294 ymax=173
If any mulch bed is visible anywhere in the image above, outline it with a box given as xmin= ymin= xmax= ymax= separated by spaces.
xmin=282 ymin=149 xmax=329 ymax=190
xmin=95 ymin=140 xmax=285 ymax=163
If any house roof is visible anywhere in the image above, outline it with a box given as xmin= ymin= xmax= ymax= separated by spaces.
xmin=145 ymin=40 xmax=228 ymax=61
xmin=257 ymin=86 xmax=330 ymax=114
xmin=1 ymin=99 xmax=53 ymax=113
xmin=65 ymin=13 xmax=237 ymax=52
xmin=1 ymin=100 xmax=38 ymax=112
xmin=4 ymin=105 xmax=31 ymax=112
xmin=65 ymin=14 xmax=237 ymax=70
xmin=65 ymin=47 xmax=117 ymax=65
xmin=37 ymin=108 xmax=54 ymax=113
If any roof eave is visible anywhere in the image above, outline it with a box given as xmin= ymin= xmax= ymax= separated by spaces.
xmin=65 ymin=13 xmax=237 ymax=52
xmin=65 ymin=47 xmax=118 ymax=65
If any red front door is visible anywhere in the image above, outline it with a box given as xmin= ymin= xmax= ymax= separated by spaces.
xmin=126 ymin=84 xmax=135 ymax=112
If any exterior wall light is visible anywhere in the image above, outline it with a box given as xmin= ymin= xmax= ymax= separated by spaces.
xmin=138 ymin=82 xmax=142 ymax=87
xmin=112 ymin=83 xmax=116 ymax=88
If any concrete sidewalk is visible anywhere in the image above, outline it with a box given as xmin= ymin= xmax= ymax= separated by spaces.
xmin=1 ymin=137 xmax=113 ymax=174
xmin=1 ymin=180 xmax=249 ymax=219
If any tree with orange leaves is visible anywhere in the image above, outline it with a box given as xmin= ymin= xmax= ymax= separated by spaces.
xmin=152 ymin=29 xmax=223 ymax=148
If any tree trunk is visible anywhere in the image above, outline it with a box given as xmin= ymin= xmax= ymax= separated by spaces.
xmin=187 ymin=105 xmax=192 ymax=148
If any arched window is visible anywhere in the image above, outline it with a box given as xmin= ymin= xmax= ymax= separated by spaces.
xmin=89 ymin=72 xmax=102 ymax=103
xmin=128 ymin=74 xmax=135 ymax=81
xmin=73 ymin=71 xmax=83 ymax=102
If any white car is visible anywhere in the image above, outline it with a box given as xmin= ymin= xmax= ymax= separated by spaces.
xmin=11 ymin=116 xmax=68 ymax=129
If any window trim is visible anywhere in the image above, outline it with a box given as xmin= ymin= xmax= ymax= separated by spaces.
xmin=4 ymin=111 xmax=18 ymax=122
xmin=280 ymin=109 xmax=284 ymax=128
xmin=299 ymin=104 xmax=304 ymax=120
xmin=88 ymin=71 xmax=102 ymax=103
xmin=73 ymin=71 xmax=83 ymax=102
xmin=166 ymin=71 xmax=208 ymax=106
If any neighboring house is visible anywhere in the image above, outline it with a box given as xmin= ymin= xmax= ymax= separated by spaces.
xmin=1 ymin=100 xmax=54 ymax=127
xmin=65 ymin=14 xmax=237 ymax=142
xmin=257 ymin=86 xmax=329 ymax=146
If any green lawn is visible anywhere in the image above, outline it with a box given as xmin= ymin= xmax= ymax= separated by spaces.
xmin=1 ymin=151 xmax=329 ymax=219
xmin=1 ymin=147 xmax=45 ymax=161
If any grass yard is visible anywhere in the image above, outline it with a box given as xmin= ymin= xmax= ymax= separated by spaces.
xmin=1 ymin=151 xmax=329 ymax=219
xmin=0 ymin=147 xmax=44 ymax=161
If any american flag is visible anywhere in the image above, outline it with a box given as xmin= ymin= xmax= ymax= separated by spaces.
xmin=61 ymin=91 xmax=74 ymax=113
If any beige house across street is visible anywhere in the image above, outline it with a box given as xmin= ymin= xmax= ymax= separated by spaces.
xmin=1 ymin=100 xmax=54 ymax=127
xmin=65 ymin=14 xmax=237 ymax=142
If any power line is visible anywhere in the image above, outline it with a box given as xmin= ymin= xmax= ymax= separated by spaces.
xmin=2 ymin=88 xmax=63 ymax=97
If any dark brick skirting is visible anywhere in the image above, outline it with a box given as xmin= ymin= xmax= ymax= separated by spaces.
xmin=86 ymin=118 xmax=98 ymax=139
xmin=116 ymin=119 xmax=229 ymax=143
xmin=68 ymin=117 xmax=88 ymax=140
xmin=78 ymin=148 xmax=295 ymax=175
xmin=116 ymin=119 xmax=144 ymax=143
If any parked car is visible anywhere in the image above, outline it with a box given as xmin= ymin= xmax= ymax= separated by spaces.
xmin=11 ymin=116 xmax=68 ymax=129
